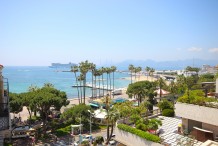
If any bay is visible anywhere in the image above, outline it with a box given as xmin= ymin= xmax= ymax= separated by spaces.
xmin=3 ymin=66 xmax=130 ymax=99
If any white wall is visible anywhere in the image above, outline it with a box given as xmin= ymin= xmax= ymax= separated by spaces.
xmin=175 ymin=102 xmax=218 ymax=126
xmin=114 ymin=126 xmax=163 ymax=146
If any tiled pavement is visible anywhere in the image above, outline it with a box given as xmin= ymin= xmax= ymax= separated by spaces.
xmin=158 ymin=116 xmax=203 ymax=146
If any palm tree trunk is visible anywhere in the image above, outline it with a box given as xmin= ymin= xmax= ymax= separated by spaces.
xmin=131 ymin=71 xmax=132 ymax=84
xmin=79 ymin=80 xmax=82 ymax=104
xmin=106 ymin=111 xmax=110 ymax=144
xmin=83 ymin=77 xmax=86 ymax=104
xmin=107 ymin=73 xmax=109 ymax=95
xmin=113 ymin=72 xmax=114 ymax=98
xmin=102 ymin=73 xmax=104 ymax=97
xmin=92 ymin=71 xmax=93 ymax=98
xmin=99 ymin=76 xmax=101 ymax=97
xmin=109 ymin=73 xmax=111 ymax=98
xmin=94 ymin=76 xmax=97 ymax=98
xmin=75 ymin=73 xmax=80 ymax=104
xmin=109 ymin=122 xmax=114 ymax=142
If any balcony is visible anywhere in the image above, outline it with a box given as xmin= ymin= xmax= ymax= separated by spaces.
xmin=0 ymin=78 xmax=9 ymax=131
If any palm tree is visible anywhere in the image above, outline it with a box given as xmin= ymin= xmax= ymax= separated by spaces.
xmin=157 ymin=77 xmax=165 ymax=100
xmin=106 ymin=109 xmax=119 ymax=144
xmin=44 ymin=83 xmax=54 ymax=88
xmin=71 ymin=65 xmax=80 ymax=103
xmin=136 ymin=67 xmax=142 ymax=81
xmin=28 ymin=84 xmax=39 ymax=92
xmin=128 ymin=64 xmax=134 ymax=84
xmin=89 ymin=63 xmax=96 ymax=98
xmin=97 ymin=70 xmax=103 ymax=97
xmin=145 ymin=66 xmax=151 ymax=80
xmin=150 ymin=68 xmax=155 ymax=81
xmin=79 ymin=60 xmax=92 ymax=104
xmin=100 ymin=67 xmax=106 ymax=97
xmin=108 ymin=68 xmax=113 ymax=98
xmin=93 ymin=69 xmax=99 ymax=98
xmin=169 ymin=81 xmax=177 ymax=105
xmin=77 ymin=74 xmax=84 ymax=103
xmin=104 ymin=94 xmax=111 ymax=144
xmin=111 ymin=66 xmax=117 ymax=98
xmin=105 ymin=67 xmax=111 ymax=96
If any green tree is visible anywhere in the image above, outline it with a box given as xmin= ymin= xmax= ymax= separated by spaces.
xmin=111 ymin=66 xmax=117 ymax=98
xmin=145 ymin=66 xmax=151 ymax=80
xmin=155 ymin=77 xmax=167 ymax=100
xmin=199 ymin=73 xmax=215 ymax=82
xmin=61 ymin=104 xmax=91 ymax=126
xmin=79 ymin=60 xmax=94 ymax=104
xmin=71 ymin=65 xmax=80 ymax=103
xmin=9 ymin=93 xmax=23 ymax=114
xmin=157 ymin=99 xmax=173 ymax=111
xmin=32 ymin=84 xmax=69 ymax=132
xmin=114 ymin=101 xmax=133 ymax=123
xmin=100 ymin=67 xmax=106 ymax=97
xmin=19 ymin=92 xmax=35 ymax=121
xmin=147 ymin=119 xmax=162 ymax=130
xmin=128 ymin=64 xmax=134 ymax=84
xmin=126 ymin=81 xmax=156 ymax=107
xmin=105 ymin=109 xmax=119 ymax=144
xmin=185 ymin=66 xmax=200 ymax=74
xmin=78 ymin=74 xmax=85 ymax=103
xmin=89 ymin=63 xmax=96 ymax=98
xmin=150 ymin=68 xmax=155 ymax=81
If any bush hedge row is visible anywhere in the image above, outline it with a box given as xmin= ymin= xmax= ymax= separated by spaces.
xmin=117 ymin=124 xmax=161 ymax=143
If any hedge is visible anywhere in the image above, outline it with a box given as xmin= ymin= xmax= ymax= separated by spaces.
xmin=117 ymin=124 xmax=161 ymax=143
xmin=162 ymin=109 xmax=174 ymax=117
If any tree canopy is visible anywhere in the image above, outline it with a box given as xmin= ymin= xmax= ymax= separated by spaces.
xmin=126 ymin=81 xmax=156 ymax=110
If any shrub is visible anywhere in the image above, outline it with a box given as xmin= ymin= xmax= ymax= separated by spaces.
xmin=95 ymin=136 xmax=104 ymax=144
xmin=136 ymin=123 xmax=148 ymax=131
xmin=81 ymin=140 xmax=89 ymax=146
xmin=162 ymin=109 xmax=174 ymax=117
xmin=157 ymin=99 xmax=173 ymax=111
xmin=117 ymin=124 xmax=161 ymax=143
xmin=54 ymin=125 xmax=71 ymax=137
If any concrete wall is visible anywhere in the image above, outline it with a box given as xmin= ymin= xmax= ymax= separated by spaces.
xmin=175 ymin=102 xmax=218 ymax=126
xmin=114 ymin=126 xmax=163 ymax=146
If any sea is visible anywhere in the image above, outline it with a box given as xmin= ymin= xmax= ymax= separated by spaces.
xmin=2 ymin=66 xmax=131 ymax=99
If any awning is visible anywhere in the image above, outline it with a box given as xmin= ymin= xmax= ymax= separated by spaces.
xmin=89 ymin=103 xmax=99 ymax=107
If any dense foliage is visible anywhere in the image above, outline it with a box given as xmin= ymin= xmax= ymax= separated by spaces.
xmin=117 ymin=124 xmax=161 ymax=143
xmin=61 ymin=104 xmax=91 ymax=127
xmin=126 ymin=81 xmax=156 ymax=111
xmin=55 ymin=125 xmax=71 ymax=137
xmin=162 ymin=109 xmax=174 ymax=117
xmin=157 ymin=99 xmax=173 ymax=111
xmin=9 ymin=83 xmax=69 ymax=132
xmin=177 ymin=90 xmax=218 ymax=108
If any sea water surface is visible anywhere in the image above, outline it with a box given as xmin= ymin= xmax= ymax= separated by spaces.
xmin=3 ymin=66 xmax=130 ymax=98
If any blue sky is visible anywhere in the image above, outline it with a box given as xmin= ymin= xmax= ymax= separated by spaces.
xmin=0 ymin=0 xmax=218 ymax=66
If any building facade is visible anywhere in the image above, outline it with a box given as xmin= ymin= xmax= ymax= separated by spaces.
xmin=0 ymin=65 xmax=10 ymax=145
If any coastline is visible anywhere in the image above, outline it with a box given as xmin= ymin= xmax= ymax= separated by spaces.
xmin=12 ymin=75 xmax=157 ymax=121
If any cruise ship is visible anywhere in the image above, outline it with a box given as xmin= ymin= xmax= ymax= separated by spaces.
xmin=49 ymin=62 xmax=76 ymax=68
